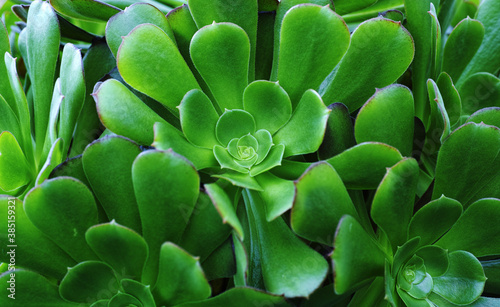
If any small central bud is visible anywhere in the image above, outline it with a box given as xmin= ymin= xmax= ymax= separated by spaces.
xmin=404 ymin=266 xmax=416 ymax=283
xmin=238 ymin=146 xmax=255 ymax=159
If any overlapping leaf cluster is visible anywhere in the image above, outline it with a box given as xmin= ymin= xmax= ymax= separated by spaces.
xmin=0 ymin=0 xmax=500 ymax=306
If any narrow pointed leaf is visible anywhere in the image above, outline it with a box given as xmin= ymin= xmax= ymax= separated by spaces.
xmin=36 ymin=138 xmax=64 ymax=186
xmin=249 ymin=144 xmax=284 ymax=176
xmin=436 ymin=72 xmax=462 ymax=126
xmin=214 ymin=171 xmax=263 ymax=191
xmin=50 ymin=0 xmax=120 ymax=21
xmin=205 ymin=183 xmax=244 ymax=239
xmin=190 ymin=22 xmax=249 ymax=110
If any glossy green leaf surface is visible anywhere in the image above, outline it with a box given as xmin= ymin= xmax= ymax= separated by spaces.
xmin=118 ymin=23 xmax=200 ymax=112
xmin=327 ymin=142 xmax=403 ymax=189
xmin=278 ymin=4 xmax=349 ymax=106
xmin=371 ymin=158 xmax=419 ymax=251
xmin=442 ymin=17 xmax=484 ymax=83
xmin=408 ymin=196 xmax=463 ymax=246
xmin=214 ymin=171 xmax=263 ymax=191
xmin=59 ymin=261 xmax=118 ymax=303
xmin=321 ymin=17 xmax=414 ymax=111
xmin=216 ymin=110 xmax=256 ymax=146
xmin=86 ymin=222 xmax=148 ymax=280
xmin=50 ymin=0 xmax=120 ymax=21
xmin=179 ymin=89 xmax=220 ymax=148
xmin=108 ymin=293 xmax=141 ymax=307
xmin=354 ymin=84 xmax=414 ymax=156
xmin=334 ymin=0 xmax=377 ymax=15
xmin=205 ymin=183 xmax=244 ymax=239
xmin=188 ymin=0 xmax=258 ymax=81
xmin=332 ymin=215 xmax=386 ymax=294
xmin=432 ymin=123 xmax=500 ymax=205
xmin=82 ymin=136 xmax=142 ymax=233
xmin=27 ymin=0 xmax=60 ymax=159
xmin=243 ymin=80 xmax=292 ymax=134
xmin=153 ymin=242 xmax=211 ymax=306
xmin=274 ymin=90 xmax=330 ymax=157
xmin=59 ymin=43 xmax=86 ymax=155
xmin=0 ymin=73 xmax=21 ymax=145
xmin=24 ymin=178 xmax=98 ymax=262
xmin=190 ymin=22 xmax=249 ymax=111
xmin=153 ymin=122 xmax=217 ymax=170
xmin=436 ymin=72 xmax=462 ymax=126
xmin=93 ymin=79 xmax=169 ymax=145
xmin=244 ymin=189 xmax=328 ymax=297
xmin=436 ymin=198 xmax=500 ymax=257
xmin=132 ymin=150 xmax=199 ymax=284
xmin=35 ymin=138 xmax=64 ymax=186
xmin=175 ymin=287 xmax=289 ymax=307
xmin=318 ymin=102 xmax=356 ymax=159
xmin=432 ymin=251 xmax=486 ymax=305
xmin=458 ymin=0 xmax=500 ymax=87
xmin=292 ymin=162 xmax=357 ymax=245
xmin=467 ymin=107 xmax=500 ymax=128
xmin=459 ymin=73 xmax=500 ymax=116
xmin=0 ymin=270 xmax=78 ymax=306
xmin=0 ymin=131 xmax=31 ymax=191
xmin=0 ymin=21 xmax=16 ymax=116
xmin=0 ymin=197 xmax=76 ymax=280
xmin=106 ymin=3 xmax=175 ymax=57
xmin=427 ymin=78 xmax=451 ymax=144
xmin=255 ymin=172 xmax=294 ymax=221
xmin=121 ymin=279 xmax=156 ymax=307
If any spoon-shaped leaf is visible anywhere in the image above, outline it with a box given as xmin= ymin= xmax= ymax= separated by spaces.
xmin=467 ymin=107 xmax=500 ymax=128
xmin=459 ymin=73 xmax=500 ymax=116
xmin=0 ymin=131 xmax=31 ymax=192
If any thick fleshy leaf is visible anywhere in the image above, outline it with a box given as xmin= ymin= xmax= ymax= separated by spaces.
xmin=408 ymin=196 xmax=463 ymax=246
xmin=108 ymin=293 xmax=141 ymax=307
xmin=86 ymin=222 xmax=148 ymax=280
xmin=24 ymin=178 xmax=98 ymax=261
xmin=214 ymin=171 xmax=263 ymax=191
xmin=403 ymin=0 xmax=434 ymax=122
xmin=153 ymin=242 xmax=211 ymax=306
xmin=244 ymin=189 xmax=328 ymax=297
xmin=436 ymin=72 xmax=462 ymax=126
xmin=201 ymin=237 xmax=236 ymax=280
xmin=59 ymin=43 xmax=86 ymax=155
xmin=273 ymin=90 xmax=330 ymax=157
xmin=320 ymin=17 xmax=414 ymax=111
xmin=371 ymin=158 xmax=419 ymax=251
xmin=243 ymin=81 xmax=292 ymax=134
xmin=278 ymin=4 xmax=349 ymax=106
xmin=249 ymin=144 xmax=284 ymax=177
xmin=216 ymin=110 xmax=256 ymax=146
xmin=255 ymin=172 xmax=294 ymax=221
xmin=436 ymin=198 xmax=500 ymax=257
xmin=27 ymin=0 xmax=60 ymax=159
xmin=93 ymin=79 xmax=169 ymax=145
xmin=254 ymin=130 xmax=273 ymax=164
xmin=106 ymin=3 xmax=175 ymax=57
xmin=327 ymin=142 xmax=403 ymax=189
xmin=0 ymin=197 xmax=76 ymax=280
xmin=205 ymin=183 xmax=244 ymax=239
xmin=0 ymin=21 xmax=16 ymax=115
xmin=82 ymin=136 xmax=142 ymax=233
xmin=432 ymin=251 xmax=486 ymax=305
xmin=0 ymin=270 xmax=78 ymax=306
xmin=0 ymin=70 xmax=20 ymax=145
xmin=0 ymin=131 xmax=31 ymax=191
xmin=354 ymin=84 xmax=414 ymax=156
xmin=442 ymin=17 xmax=484 ymax=83
xmin=458 ymin=0 xmax=500 ymax=87
xmin=50 ymin=0 xmax=120 ymax=21
xmin=459 ymin=73 xmax=500 ymax=116
xmin=292 ymin=162 xmax=357 ymax=245
xmin=467 ymin=107 xmax=500 ymax=128
xmin=332 ymin=215 xmax=387 ymax=294
xmin=121 ymin=279 xmax=156 ymax=307
xmin=318 ymin=102 xmax=356 ymax=159
xmin=59 ymin=261 xmax=119 ymax=303
xmin=432 ymin=123 xmax=500 ymax=206
xmin=153 ymin=122 xmax=217 ymax=170
xmin=180 ymin=192 xmax=231 ymax=261
xmin=190 ymin=22 xmax=249 ymax=110
xmin=392 ymin=237 xmax=421 ymax=279
xmin=35 ymin=138 xmax=64 ymax=186
xmin=132 ymin=150 xmax=199 ymax=284
xmin=333 ymin=0 xmax=378 ymax=15
xmin=270 ymin=0 xmax=331 ymax=81
xmin=118 ymin=23 xmax=200 ymax=113
xmin=179 ymin=89 xmax=220 ymax=148
xmin=174 ymin=287 xmax=289 ymax=307
xmin=188 ymin=0 xmax=258 ymax=81
xmin=415 ymin=245 xmax=449 ymax=277
xmin=214 ymin=145 xmax=249 ymax=173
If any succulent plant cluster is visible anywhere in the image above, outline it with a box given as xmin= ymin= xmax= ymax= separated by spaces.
xmin=1 ymin=0 xmax=500 ymax=306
